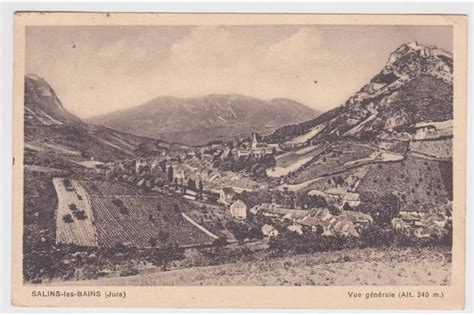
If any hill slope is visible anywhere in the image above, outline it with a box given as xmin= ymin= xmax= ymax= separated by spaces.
xmin=87 ymin=94 xmax=319 ymax=145
xmin=265 ymin=42 xmax=453 ymax=215
xmin=52 ymin=247 xmax=450 ymax=286
xmin=24 ymin=74 xmax=165 ymax=165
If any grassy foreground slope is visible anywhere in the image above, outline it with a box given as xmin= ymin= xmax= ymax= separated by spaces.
xmin=55 ymin=247 xmax=450 ymax=286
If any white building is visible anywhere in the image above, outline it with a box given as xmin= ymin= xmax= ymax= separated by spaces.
xmin=230 ymin=200 xmax=247 ymax=220
xmin=261 ymin=224 xmax=279 ymax=237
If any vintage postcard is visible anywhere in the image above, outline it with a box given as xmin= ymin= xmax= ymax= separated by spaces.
xmin=11 ymin=13 xmax=467 ymax=309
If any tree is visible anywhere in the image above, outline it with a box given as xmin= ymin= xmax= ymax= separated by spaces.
xmin=327 ymin=204 xmax=341 ymax=216
xmin=226 ymin=221 xmax=251 ymax=244
xmin=359 ymin=224 xmax=391 ymax=247
xmin=160 ymin=160 xmax=167 ymax=173
xmin=63 ymin=178 xmax=72 ymax=188
xmin=357 ymin=192 xmax=399 ymax=227
xmin=315 ymin=225 xmax=324 ymax=235
xmin=149 ymin=237 xmax=157 ymax=248
xmin=187 ymin=178 xmax=196 ymax=191
xmin=63 ymin=214 xmax=73 ymax=223
xmin=210 ymin=236 xmax=228 ymax=254
xmin=342 ymin=202 xmax=353 ymax=211
xmin=149 ymin=231 xmax=184 ymax=271
xmin=167 ymin=166 xmax=174 ymax=183
xmin=297 ymin=193 xmax=327 ymax=209
xmin=334 ymin=176 xmax=344 ymax=186
xmin=198 ymin=180 xmax=204 ymax=200
xmin=173 ymin=204 xmax=180 ymax=213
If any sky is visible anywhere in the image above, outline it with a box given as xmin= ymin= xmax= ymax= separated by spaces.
xmin=26 ymin=25 xmax=452 ymax=118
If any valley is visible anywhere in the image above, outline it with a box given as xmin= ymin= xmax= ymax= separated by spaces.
xmin=23 ymin=41 xmax=454 ymax=285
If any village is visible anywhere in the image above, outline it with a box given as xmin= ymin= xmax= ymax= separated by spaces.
xmin=73 ymin=131 xmax=449 ymax=247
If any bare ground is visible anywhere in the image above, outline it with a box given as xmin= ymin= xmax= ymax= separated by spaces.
xmin=51 ymin=247 xmax=451 ymax=286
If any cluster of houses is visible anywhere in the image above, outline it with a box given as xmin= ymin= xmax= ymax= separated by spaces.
xmin=392 ymin=207 xmax=449 ymax=238
xmin=252 ymin=203 xmax=373 ymax=238
xmin=222 ymin=195 xmax=373 ymax=239
xmin=307 ymin=189 xmax=361 ymax=208
xmin=234 ymin=133 xmax=279 ymax=159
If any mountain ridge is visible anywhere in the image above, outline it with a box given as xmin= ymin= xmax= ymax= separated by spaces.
xmin=87 ymin=94 xmax=320 ymax=146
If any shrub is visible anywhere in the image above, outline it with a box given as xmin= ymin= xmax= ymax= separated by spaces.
xmin=73 ymin=210 xmax=87 ymax=220
xmin=148 ymin=237 xmax=158 ymax=248
xmin=63 ymin=214 xmax=73 ymax=223
xmin=149 ymin=245 xmax=185 ymax=271
xmin=359 ymin=224 xmax=392 ymax=248
xmin=120 ymin=267 xmax=139 ymax=277
xmin=112 ymin=198 xmax=129 ymax=215
xmin=112 ymin=198 xmax=124 ymax=208
xmin=342 ymin=202 xmax=353 ymax=211
xmin=356 ymin=192 xmax=399 ymax=227
xmin=63 ymin=178 xmax=72 ymax=186
xmin=269 ymin=231 xmax=360 ymax=256
xmin=118 ymin=207 xmax=129 ymax=215
xmin=327 ymin=204 xmax=341 ymax=216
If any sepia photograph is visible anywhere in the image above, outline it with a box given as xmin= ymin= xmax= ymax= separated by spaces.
xmin=10 ymin=12 xmax=468 ymax=309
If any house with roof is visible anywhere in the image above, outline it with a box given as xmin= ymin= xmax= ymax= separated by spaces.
xmin=332 ymin=220 xmax=359 ymax=237
xmin=253 ymin=203 xmax=309 ymax=219
xmin=391 ymin=217 xmax=410 ymax=231
xmin=342 ymin=192 xmax=361 ymax=208
xmin=287 ymin=224 xmax=304 ymax=235
xmin=135 ymin=159 xmax=150 ymax=173
xmin=308 ymin=189 xmax=340 ymax=203
xmin=183 ymin=189 xmax=198 ymax=201
xmin=219 ymin=187 xmax=236 ymax=206
xmin=297 ymin=216 xmax=331 ymax=235
xmin=261 ymin=224 xmax=279 ymax=237
xmin=230 ymin=200 xmax=247 ymax=220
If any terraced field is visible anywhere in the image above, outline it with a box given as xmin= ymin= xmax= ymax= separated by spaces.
xmin=410 ymin=138 xmax=452 ymax=160
xmin=275 ymin=144 xmax=328 ymax=166
xmin=356 ymin=154 xmax=451 ymax=210
xmin=268 ymin=144 xmax=330 ymax=178
xmin=286 ymin=142 xmax=376 ymax=184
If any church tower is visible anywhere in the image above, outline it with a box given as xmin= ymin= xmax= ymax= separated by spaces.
xmin=250 ymin=132 xmax=258 ymax=150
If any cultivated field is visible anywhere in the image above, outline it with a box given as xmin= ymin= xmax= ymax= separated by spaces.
xmin=356 ymin=154 xmax=451 ymax=210
xmin=53 ymin=178 xmax=98 ymax=247
xmin=52 ymin=179 xmax=215 ymax=249
xmin=90 ymin=195 xmax=214 ymax=248
xmin=54 ymin=247 xmax=451 ymax=286
xmin=286 ymin=142 xmax=376 ymax=184
xmin=410 ymin=138 xmax=452 ymax=160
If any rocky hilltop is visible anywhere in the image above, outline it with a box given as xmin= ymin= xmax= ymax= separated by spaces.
xmin=24 ymin=74 xmax=164 ymax=163
xmin=265 ymin=42 xmax=453 ymax=144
